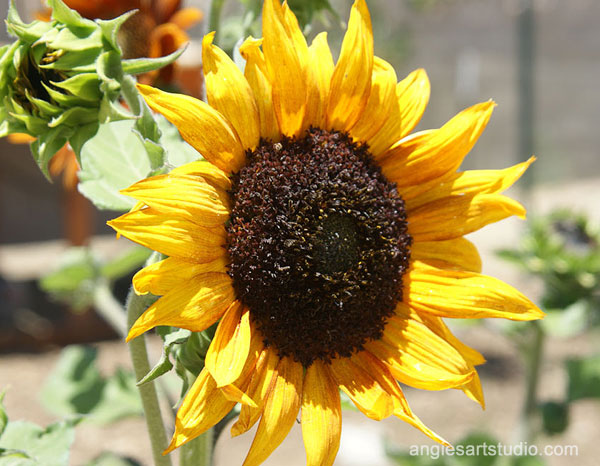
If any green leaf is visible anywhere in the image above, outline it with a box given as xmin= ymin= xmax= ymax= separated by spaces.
xmin=39 ymin=346 xmax=143 ymax=424
xmin=566 ymin=354 xmax=600 ymax=402
xmin=138 ymin=329 xmax=192 ymax=386
xmin=40 ymin=346 xmax=105 ymax=418
xmin=39 ymin=247 xmax=98 ymax=310
xmin=78 ymin=120 xmax=152 ymax=211
xmin=121 ymin=46 xmax=186 ymax=75
xmin=90 ymin=368 xmax=143 ymax=423
xmin=0 ymin=418 xmax=79 ymax=466
xmin=100 ymin=246 xmax=151 ymax=281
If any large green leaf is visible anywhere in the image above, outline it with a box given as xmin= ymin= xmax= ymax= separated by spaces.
xmin=40 ymin=346 xmax=143 ymax=423
xmin=0 ymin=418 xmax=79 ymax=466
xmin=78 ymin=120 xmax=152 ymax=211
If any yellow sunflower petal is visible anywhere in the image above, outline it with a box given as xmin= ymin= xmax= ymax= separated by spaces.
xmin=350 ymin=56 xmax=397 ymax=144
xmin=107 ymin=208 xmax=226 ymax=262
xmin=365 ymin=314 xmax=474 ymax=391
xmin=411 ymin=238 xmax=482 ymax=273
xmin=170 ymin=160 xmax=232 ymax=191
xmin=126 ymin=273 xmax=235 ymax=341
xmin=304 ymin=32 xmax=334 ymax=129
xmin=368 ymin=68 xmax=430 ymax=158
xmin=205 ymin=301 xmax=252 ymax=388
xmin=136 ymin=84 xmax=245 ymax=173
xmin=329 ymin=355 xmax=394 ymax=421
xmin=120 ymin=174 xmax=230 ymax=227
xmin=203 ymin=32 xmax=260 ymax=150
xmin=327 ymin=0 xmax=373 ymax=132
xmin=349 ymin=351 xmax=449 ymax=446
xmin=379 ymin=101 xmax=495 ymax=186
xmin=243 ymin=357 xmax=303 ymax=466
xmin=221 ymin=383 xmax=258 ymax=408
xmin=409 ymin=309 xmax=486 ymax=367
xmin=262 ymin=0 xmax=306 ymax=137
xmin=231 ymin=347 xmax=280 ymax=438
xmin=393 ymin=406 xmax=450 ymax=447
xmin=164 ymin=368 xmax=235 ymax=454
xmin=301 ymin=360 xmax=341 ymax=466
xmin=402 ymin=156 xmax=536 ymax=210
xmin=405 ymin=262 xmax=544 ymax=321
xmin=132 ymin=255 xmax=229 ymax=296
xmin=239 ymin=37 xmax=280 ymax=141
xmin=408 ymin=193 xmax=526 ymax=242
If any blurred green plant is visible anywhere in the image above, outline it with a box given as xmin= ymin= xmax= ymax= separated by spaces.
xmin=0 ymin=391 xmax=81 ymax=465
xmin=495 ymin=209 xmax=600 ymax=441
xmin=40 ymin=346 xmax=143 ymax=423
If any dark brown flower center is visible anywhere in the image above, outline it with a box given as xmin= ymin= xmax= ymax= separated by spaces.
xmin=226 ymin=128 xmax=411 ymax=366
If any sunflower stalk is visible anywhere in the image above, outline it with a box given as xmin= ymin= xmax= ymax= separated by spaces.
xmin=518 ymin=320 xmax=545 ymax=443
xmin=125 ymin=259 xmax=173 ymax=466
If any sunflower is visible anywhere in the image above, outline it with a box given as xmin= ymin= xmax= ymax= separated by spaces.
xmin=37 ymin=0 xmax=203 ymax=92
xmin=108 ymin=0 xmax=543 ymax=464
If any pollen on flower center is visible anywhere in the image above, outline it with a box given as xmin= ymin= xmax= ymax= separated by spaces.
xmin=226 ymin=128 xmax=412 ymax=366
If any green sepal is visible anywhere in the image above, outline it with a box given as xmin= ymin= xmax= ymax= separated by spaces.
xmin=50 ymin=73 xmax=102 ymax=101
xmin=177 ymin=330 xmax=214 ymax=377
xmin=41 ymin=82 xmax=89 ymax=108
xmin=9 ymin=108 xmax=48 ymax=134
xmin=48 ymin=0 xmax=97 ymax=31
xmin=137 ymin=329 xmax=192 ymax=386
xmin=40 ymin=48 xmax=98 ymax=72
xmin=25 ymin=90 xmax=62 ymax=117
xmin=49 ymin=106 xmax=98 ymax=128
xmin=132 ymin=91 xmax=165 ymax=169
xmin=69 ymin=122 xmax=99 ymax=159
xmin=7 ymin=19 xmax=54 ymax=45
xmin=121 ymin=46 xmax=186 ymax=75
xmin=99 ymin=96 xmax=134 ymax=123
xmin=30 ymin=126 xmax=71 ymax=179
xmin=96 ymin=51 xmax=123 ymax=94
xmin=97 ymin=11 xmax=138 ymax=52
xmin=46 ymin=26 xmax=104 ymax=52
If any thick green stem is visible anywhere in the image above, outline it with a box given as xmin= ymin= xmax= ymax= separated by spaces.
xmin=179 ymin=430 xmax=214 ymax=466
xmin=208 ymin=0 xmax=225 ymax=43
xmin=519 ymin=320 xmax=545 ymax=443
xmin=126 ymin=289 xmax=173 ymax=466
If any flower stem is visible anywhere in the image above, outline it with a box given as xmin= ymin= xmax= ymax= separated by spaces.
xmin=519 ymin=320 xmax=545 ymax=443
xmin=208 ymin=0 xmax=225 ymax=43
xmin=179 ymin=430 xmax=214 ymax=466
xmin=126 ymin=288 xmax=173 ymax=466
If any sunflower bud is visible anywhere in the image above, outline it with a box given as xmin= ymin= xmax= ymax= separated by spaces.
xmin=0 ymin=0 xmax=183 ymax=177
